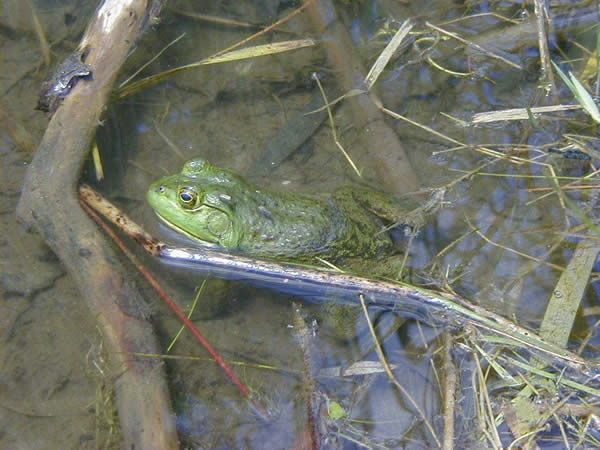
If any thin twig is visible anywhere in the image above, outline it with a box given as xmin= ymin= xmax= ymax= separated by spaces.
xmin=533 ymin=0 xmax=555 ymax=89
xmin=312 ymin=73 xmax=362 ymax=178
xmin=441 ymin=333 xmax=457 ymax=450
xmin=425 ymin=22 xmax=522 ymax=70
xmin=119 ymin=33 xmax=186 ymax=88
xmin=80 ymin=201 xmax=270 ymax=420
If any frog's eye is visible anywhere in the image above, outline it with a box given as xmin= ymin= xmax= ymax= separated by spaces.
xmin=177 ymin=187 xmax=203 ymax=209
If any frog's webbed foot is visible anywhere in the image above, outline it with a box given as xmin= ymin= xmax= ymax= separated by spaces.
xmin=398 ymin=189 xmax=446 ymax=236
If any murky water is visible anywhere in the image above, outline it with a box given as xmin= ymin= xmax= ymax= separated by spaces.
xmin=2 ymin=1 xmax=599 ymax=448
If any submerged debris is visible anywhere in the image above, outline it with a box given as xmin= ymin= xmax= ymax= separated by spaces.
xmin=37 ymin=49 xmax=92 ymax=113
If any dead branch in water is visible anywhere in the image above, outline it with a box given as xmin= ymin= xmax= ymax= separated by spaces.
xmin=79 ymin=184 xmax=593 ymax=372
xmin=303 ymin=0 xmax=418 ymax=194
xmin=16 ymin=1 xmax=178 ymax=448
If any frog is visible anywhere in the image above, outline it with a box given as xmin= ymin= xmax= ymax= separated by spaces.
xmin=147 ymin=158 xmax=430 ymax=337
xmin=147 ymin=158 xmax=425 ymax=273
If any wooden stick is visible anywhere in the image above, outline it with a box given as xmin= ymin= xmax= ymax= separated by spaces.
xmin=17 ymin=1 xmax=178 ymax=448
xmin=533 ymin=0 xmax=555 ymax=90
xmin=79 ymin=184 xmax=591 ymax=370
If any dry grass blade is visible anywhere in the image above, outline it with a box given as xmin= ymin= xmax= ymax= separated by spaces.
xmin=205 ymin=39 xmax=316 ymax=63
xmin=305 ymin=89 xmax=365 ymax=115
xmin=119 ymin=33 xmax=186 ymax=88
xmin=153 ymin=120 xmax=186 ymax=160
xmin=132 ymin=352 xmax=298 ymax=375
xmin=91 ymin=141 xmax=104 ymax=182
xmin=425 ymin=21 xmax=522 ymax=70
xmin=526 ymin=167 xmax=600 ymax=205
xmin=471 ymin=104 xmax=582 ymax=124
xmin=116 ymin=2 xmax=312 ymax=99
xmin=364 ymin=19 xmax=415 ymax=90
xmin=380 ymin=105 xmax=526 ymax=164
xmin=166 ymin=279 xmax=207 ymax=352
xmin=318 ymin=360 xmax=397 ymax=377
xmin=466 ymin=217 xmax=565 ymax=272
xmin=538 ymin=239 xmax=598 ymax=348
xmin=210 ymin=1 xmax=311 ymax=59
xmin=116 ymin=39 xmax=315 ymax=99
xmin=440 ymin=12 xmax=521 ymax=27
xmin=473 ymin=351 xmax=503 ymax=448
xmin=170 ymin=7 xmax=293 ymax=32
xmin=312 ymin=74 xmax=362 ymax=178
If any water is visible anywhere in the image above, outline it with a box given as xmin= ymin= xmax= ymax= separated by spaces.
xmin=1 ymin=0 xmax=599 ymax=448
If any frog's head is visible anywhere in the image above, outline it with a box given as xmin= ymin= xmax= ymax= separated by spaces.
xmin=147 ymin=159 xmax=242 ymax=247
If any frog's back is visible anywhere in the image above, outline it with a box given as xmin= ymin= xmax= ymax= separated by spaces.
xmin=233 ymin=187 xmax=393 ymax=263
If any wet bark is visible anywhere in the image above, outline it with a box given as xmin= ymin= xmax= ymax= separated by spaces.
xmin=17 ymin=1 xmax=178 ymax=448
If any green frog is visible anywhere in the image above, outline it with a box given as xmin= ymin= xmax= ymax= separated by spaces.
xmin=147 ymin=158 xmax=425 ymax=274
xmin=147 ymin=158 xmax=431 ymax=337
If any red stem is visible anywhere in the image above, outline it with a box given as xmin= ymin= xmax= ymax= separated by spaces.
xmin=80 ymin=200 xmax=269 ymax=419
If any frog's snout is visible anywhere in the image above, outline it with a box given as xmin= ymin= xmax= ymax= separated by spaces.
xmin=147 ymin=183 xmax=165 ymax=208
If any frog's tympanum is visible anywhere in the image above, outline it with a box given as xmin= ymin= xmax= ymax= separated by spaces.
xmin=147 ymin=158 xmax=422 ymax=275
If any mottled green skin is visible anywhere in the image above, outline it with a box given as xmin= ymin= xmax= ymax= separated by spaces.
xmin=147 ymin=158 xmax=406 ymax=264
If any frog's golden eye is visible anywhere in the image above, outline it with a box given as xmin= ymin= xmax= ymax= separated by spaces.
xmin=177 ymin=187 xmax=202 ymax=209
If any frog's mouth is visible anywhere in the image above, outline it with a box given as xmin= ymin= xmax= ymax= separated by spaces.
xmin=153 ymin=211 xmax=220 ymax=247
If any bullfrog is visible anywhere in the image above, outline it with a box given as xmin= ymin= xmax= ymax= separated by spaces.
xmin=147 ymin=158 xmax=425 ymax=273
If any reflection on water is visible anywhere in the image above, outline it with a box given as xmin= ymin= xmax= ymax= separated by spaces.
xmin=1 ymin=0 xmax=599 ymax=447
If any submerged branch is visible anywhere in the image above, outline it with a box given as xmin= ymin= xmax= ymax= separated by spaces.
xmin=79 ymin=184 xmax=594 ymax=371
xmin=303 ymin=0 xmax=418 ymax=193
